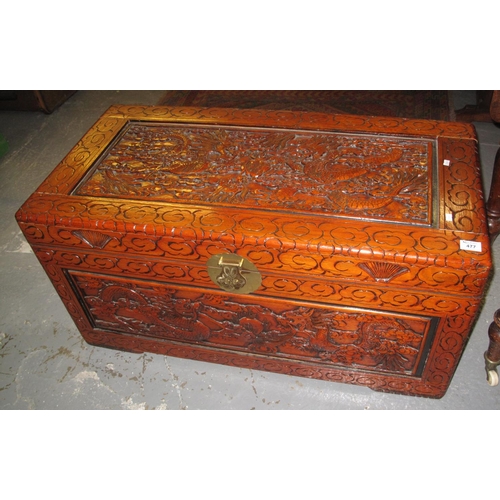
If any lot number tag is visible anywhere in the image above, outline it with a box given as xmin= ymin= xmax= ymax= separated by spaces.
xmin=460 ymin=240 xmax=482 ymax=252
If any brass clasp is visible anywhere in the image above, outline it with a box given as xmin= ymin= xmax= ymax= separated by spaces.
xmin=207 ymin=253 xmax=262 ymax=294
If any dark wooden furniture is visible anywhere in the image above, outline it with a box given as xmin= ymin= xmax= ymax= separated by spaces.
xmin=486 ymin=147 xmax=500 ymax=239
xmin=484 ymin=91 xmax=500 ymax=386
xmin=485 ymin=91 xmax=500 ymax=239
xmin=15 ymin=106 xmax=493 ymax=398
xmin=0 ymin=91 xmax=76 ymax=113
xmin=455 ymin=91 xmax=496 ymax=123
xmin=486 ymin=310 xmax=500 ymax=386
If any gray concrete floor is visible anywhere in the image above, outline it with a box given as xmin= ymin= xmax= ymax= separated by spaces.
xmin=1 ymin=90 xmax=499 ymax=410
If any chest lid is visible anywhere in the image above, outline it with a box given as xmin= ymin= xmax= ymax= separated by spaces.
xmin=74 ymin=121 xmax=434 ymax=226
xmin=16 ymin=105 xmax=491 ymax=279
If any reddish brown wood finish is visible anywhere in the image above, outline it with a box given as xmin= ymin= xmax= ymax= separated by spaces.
xmin=15 ymin=106 xmax=493 ymax=398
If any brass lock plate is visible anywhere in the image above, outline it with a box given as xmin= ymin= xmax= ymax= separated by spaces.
xmin=207 ymin=253 xmax=262 ymax=294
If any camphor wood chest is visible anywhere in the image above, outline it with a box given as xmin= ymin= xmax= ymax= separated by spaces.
xmin=16 ymin=105 xmax=493 ymax=398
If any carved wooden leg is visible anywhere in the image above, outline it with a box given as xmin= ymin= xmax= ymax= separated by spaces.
xmin=485 ymin=309 xmax=500 ymax=386
xmin=486 ymin=147 xmax=500 ymax=241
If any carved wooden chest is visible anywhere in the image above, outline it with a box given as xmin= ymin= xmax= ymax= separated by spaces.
xmin=16 ymin=105 xmax=493 ymax=398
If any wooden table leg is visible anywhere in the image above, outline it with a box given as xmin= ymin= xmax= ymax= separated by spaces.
xmin=485 ymin=309 xmax=500 ymax=386
xmin=483 ymin=92 xmax=500 ymax=386
xmin=486 ymin=148 xmax=500 ymax=241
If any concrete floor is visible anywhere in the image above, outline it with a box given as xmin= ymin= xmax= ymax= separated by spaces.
xmin=1 ymin=90 xmax=499 ymax=410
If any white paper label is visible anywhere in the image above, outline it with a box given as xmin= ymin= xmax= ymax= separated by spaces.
xmin=445 ymin=213 xmax=453 ymax=221
xmin=443 ymin=159 xmax=451 ymax=166
xmin=460 ymin=240 xmax=482 ymax=252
